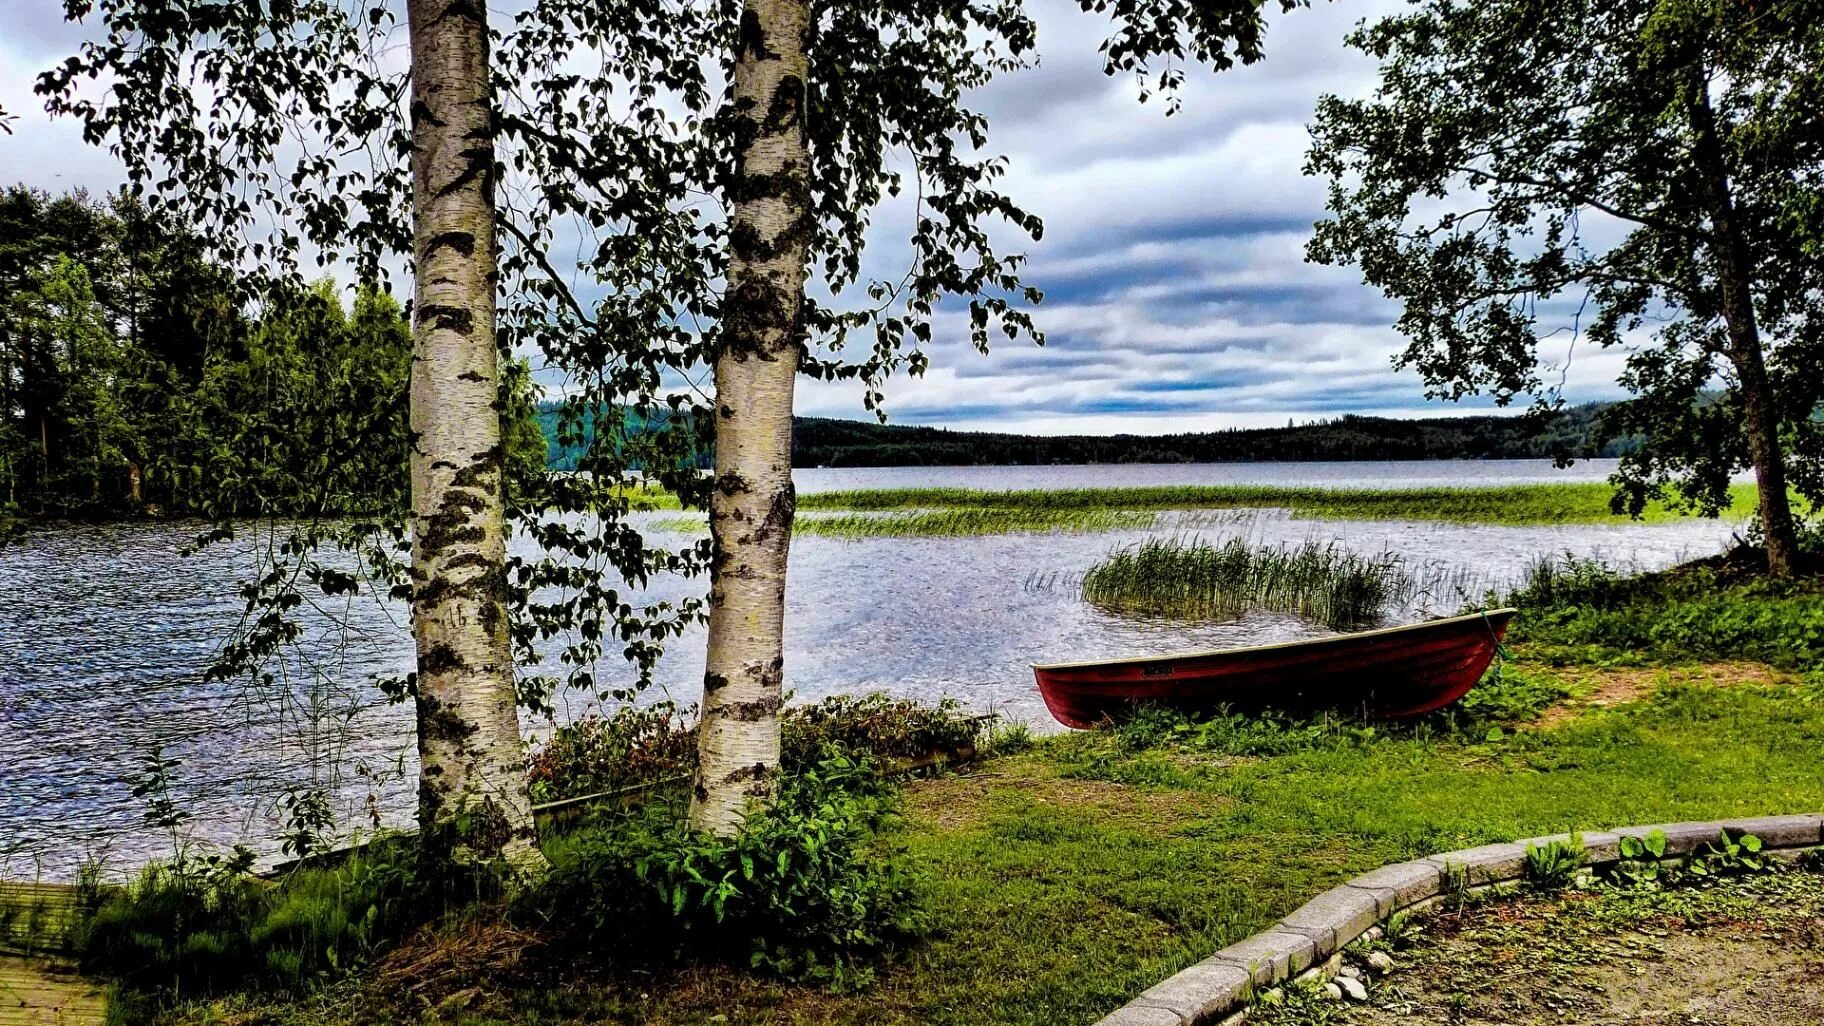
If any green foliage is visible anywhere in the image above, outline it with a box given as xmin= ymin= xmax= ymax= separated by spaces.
xmin=1081 ymin=536 xmax=1411 ymax=628
xmin=1510 ymin=550 xmax=1824 ymax=669
xmin=792 ymin=405 xmax=1632 ymax=467
xmin=526 ymin=705 xmax=697 ymax=805
xmin=782 ymin=694 xmax=984 ymax=768
xmin=75 ymin=837 xmax=423 ymax=1000
xmin=798 ymin=482 xmax=1756 ymax=526
xmin=1688 ymin=831 xmax=1766 ymax=879
xmin=533 ymin=757 xmax=926 ymax=985
xmin=1611 ymin=829 xmax=1671 ymax=886
xmin=1522 ymin=836 xmax=1586 ymax=891
xmin=528 ymin=696 xmax=989 ymax=805
xmin=1306 ymin=0 xmax=1824 ymax=535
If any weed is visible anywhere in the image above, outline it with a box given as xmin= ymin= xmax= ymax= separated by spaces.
xmin=1688 ymin=831 xmax=1767 ymax=879
xmin=1522 ymin=836 xmax=1586 ymax=891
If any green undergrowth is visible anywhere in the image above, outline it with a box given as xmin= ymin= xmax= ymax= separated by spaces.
xmin=795 ymin=482 xmax=1759 ymax=525
xmin=1506 ymin=546 xmax=1824 ymax=675
xmin=148 ymin=667 xmax=1824 ymax=1026
xmin=528 ymin=694 xmax=987 ymax=805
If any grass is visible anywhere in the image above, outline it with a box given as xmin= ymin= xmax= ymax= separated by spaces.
xmin=796 ymin=482 xmax=1760 ymax=525
xmin=152 ymin=660 xmax=1824 ymax=1026
xmin=110 ymin=548 xmax=1824 ymax=1026
xmin=652 ymin=508 xmax=1159 ymax=537
xmin=1080 ymin=537 xmax=1411 ymax=628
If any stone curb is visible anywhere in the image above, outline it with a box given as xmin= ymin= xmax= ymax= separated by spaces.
xmin=1093 ymin=814 xmax=1823 ymax=1026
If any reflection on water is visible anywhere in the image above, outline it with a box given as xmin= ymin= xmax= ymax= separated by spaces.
xmin=0 ymin=461 xmax=1741 ymax=875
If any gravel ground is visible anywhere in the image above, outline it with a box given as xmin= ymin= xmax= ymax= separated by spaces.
xmin=1252 ymin=861 xmax=1824 ymax=1025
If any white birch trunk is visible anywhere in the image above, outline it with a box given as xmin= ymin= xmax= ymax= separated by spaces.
xmin=689 ymin=0 xmax=813 ymax=836
xmin=405 ymin=0 xmax=540 ymax=866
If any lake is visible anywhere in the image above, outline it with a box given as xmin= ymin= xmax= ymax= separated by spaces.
xmin=0 ymin=460 xmax=1742 ymax=876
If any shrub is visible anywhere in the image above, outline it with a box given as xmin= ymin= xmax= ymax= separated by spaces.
xmin=529 ymin=695 xmax=989 ymax=804
xmin=531 ymin=754 xmax=926 ymax=985
xmin=785 ymin=694 xmax=983 ymax=768
xmin=526 ymin=705 xmax=695 ymax=804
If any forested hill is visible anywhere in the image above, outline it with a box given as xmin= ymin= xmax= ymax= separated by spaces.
xmin=791 ymin=405 xmax=1631 ymax=467
xmin=539 ymin=403 xmax=1630 ymax=470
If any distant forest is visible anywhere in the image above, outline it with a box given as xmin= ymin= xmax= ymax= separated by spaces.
xmin=790 ymin=405 xmax=1632 ymax=467
xmin=540 ymin=403 xmax=1631 ymax=471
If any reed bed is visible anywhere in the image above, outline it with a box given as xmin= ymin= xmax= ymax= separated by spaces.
xmin=799 ymin=482 xmax=1759 ymax=525
xmin=1079 ymin=536 xmax=1413 ymax=628
xmin=649 ymin=508 xmax=1157 ymax=538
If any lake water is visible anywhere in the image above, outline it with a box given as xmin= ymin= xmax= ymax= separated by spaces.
xmin=0 ymin=461 xmax=1742 ymax=876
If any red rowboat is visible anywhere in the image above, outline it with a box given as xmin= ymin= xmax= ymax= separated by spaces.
xmin=1032 ymin=608 xmax=1516 ymax=729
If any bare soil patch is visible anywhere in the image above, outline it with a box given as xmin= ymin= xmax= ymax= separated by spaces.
xmin=1538 ymin=661 xmax=1796 ymax=727
xmin=1263 ymin=866 xmax=1824 ymax=1026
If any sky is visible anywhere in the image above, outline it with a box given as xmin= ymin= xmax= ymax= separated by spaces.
xmin=0 ymin=0 xmax=1633 ymax=436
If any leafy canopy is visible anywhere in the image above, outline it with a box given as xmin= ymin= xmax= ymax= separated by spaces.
xmin=37 ymin=0 xmax=1304 ymax=721
xmin=1306 ymin=0 xmax=1824 ymax=519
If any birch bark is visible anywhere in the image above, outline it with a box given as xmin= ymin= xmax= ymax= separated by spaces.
xmin=689 ymin=0 xmax=813 ymax=836
xmin=406 ymin=0 xmax=540 ymax=864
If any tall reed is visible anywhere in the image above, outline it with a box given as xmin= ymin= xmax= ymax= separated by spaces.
xmin=1080 ymin=537 xmax=1412 ymax=629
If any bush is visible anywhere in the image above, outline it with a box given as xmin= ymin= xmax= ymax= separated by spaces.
xmin=1509 ymin=551 xmax=1824 ymax=670
xmin=531 ymin=754 xmax=926 ymax=985
xmin=529 ymin=695 xmax=989 ymax=804
xmin=526 ymin=704 xmax=695 ymax=804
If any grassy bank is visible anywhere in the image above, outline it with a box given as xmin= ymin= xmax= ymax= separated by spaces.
xmin=87 ymin=552 xmax=1824 ymax=1026
xmin=796 ymin=482 xmax=1758 ymax=526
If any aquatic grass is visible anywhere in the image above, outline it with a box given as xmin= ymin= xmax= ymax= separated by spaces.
xmin=798 ymin=482 xmax=1760 ymax=525
xmin=650 ymin=508 xmax=1159 ymax=537
xmin=1080 ymin=536 xmax=1412 ymax=629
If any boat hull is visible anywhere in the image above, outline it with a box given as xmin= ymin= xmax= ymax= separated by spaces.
xmin=1033 ymin=609 xmax=1515 ymax=729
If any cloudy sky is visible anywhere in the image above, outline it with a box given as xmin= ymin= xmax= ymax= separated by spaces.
xmin=0 ymin=0 xmax=1628 ymax=435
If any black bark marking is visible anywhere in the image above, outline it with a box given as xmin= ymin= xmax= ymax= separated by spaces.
xmin=416 ymin=692 xmax=481 ymax=743
xmin=719 ymin=762 xmax=774 ymax=786
xmin=420 ymin=643 xmax=467 ymax=676
xmin=410 ymin=100 xmax=445 ymax=130
xmin=750 ymin=483 xmax=796 ymax=544
xmin=436 ymin=145 xmax=495 ymax=200
xmin=457 ymin=370 xmax=487 ymax=382
xmin=718 ymin=695 xmax=784 ymax=721
xmin=432 ymin=0 xmax=488 ymax=27
xmin=738 ymin=8 xmax=774 ymax=61
xmin=417 ymin=304 xmax=474 ymax=335
xmin=704 ymin=671 xmax=730 ymax=693
xmin=716 ymin=471 xmax=750 ymax=495
xmin=424 ymin=230 xmax=477 ymax=258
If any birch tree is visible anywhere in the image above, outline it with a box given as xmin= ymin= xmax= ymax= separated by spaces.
xmin=402 ymin=0 xmax=538 ymax=865
xmin=42 ymin=0 xmax=1311 ymax=849
xmin=1306 ymin=0 xmax=1823 ymax=576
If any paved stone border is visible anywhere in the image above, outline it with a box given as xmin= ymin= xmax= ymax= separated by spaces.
xmin=1095 ymin=814 xmax=1824 ymax=1026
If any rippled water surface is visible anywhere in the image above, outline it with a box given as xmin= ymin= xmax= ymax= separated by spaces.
xmin=1 ymin=461 xmax=1741 ymax=875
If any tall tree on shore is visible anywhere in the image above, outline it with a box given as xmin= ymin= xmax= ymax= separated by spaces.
xmin=403 ymin=0 xmax=539 ymax=865
xmin=1306 ymin=0 xmax=1823 ymax=576
xmin=41 ymin=1 xmax=545 ymax=865
xmin=687 ymin=0 xmax=1311 ymax=831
